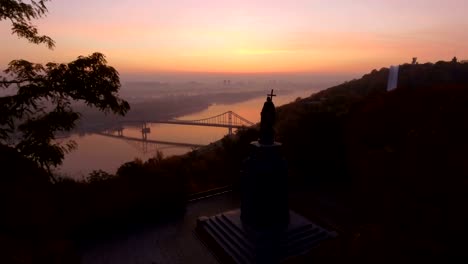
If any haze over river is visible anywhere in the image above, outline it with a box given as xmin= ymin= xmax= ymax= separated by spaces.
xmin=57 ymin=89 xmax=315 ymax=180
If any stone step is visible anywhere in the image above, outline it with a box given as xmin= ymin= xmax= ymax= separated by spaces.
xmin=283 ymin=230 xmax=329 ymax=258
xmin=205 ymin=218 xmax=253 ymax=263
xmin=209 ymin=216 xmax=254 ymax=259
xmin=203 ymin=219 xmax=249 ymax=264
xmin=216 ymin=215 xmax=255 ymax=252
xmin=287 ymin=234 xmax=328 ymax=257
xmin=220 ymin=214 xmax=247 ymax=237
xmin=197 ymin=210 xmax=338 ymax=263
xmin=286 ymin=224 xmax=318 ymax=241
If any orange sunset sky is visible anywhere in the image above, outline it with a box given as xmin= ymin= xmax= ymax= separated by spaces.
xmin=1 ymin=0 xmax=467 ymax=78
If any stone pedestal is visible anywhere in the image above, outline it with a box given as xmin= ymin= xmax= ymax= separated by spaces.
xmin=195 ymin=141 xmax=337 ymax=263
xmin=241 ymin=142 xmax=289 ymax=230
xmin=196 ymin=209 xmax=337 ymax=264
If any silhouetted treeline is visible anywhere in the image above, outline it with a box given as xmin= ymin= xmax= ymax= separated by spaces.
xmin=275 ymin=60 xmax=468 ymax=260
xmin=0 ymin=147 xmax=186 ymax=262
xmin=346 ymin=83 xmax=468 ymax=258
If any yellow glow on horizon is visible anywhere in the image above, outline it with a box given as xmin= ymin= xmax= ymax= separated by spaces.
xmin=2 ymin=0 xmax=468 ymax=76
xmin=105 ymin=31 xmax=407 ymax=74
xmin=236 ymin=49 xmax=294 ymax=55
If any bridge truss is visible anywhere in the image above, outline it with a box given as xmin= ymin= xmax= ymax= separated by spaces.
xmin=148 ymin=110 xmax=254 ymax=132
xmin=128 ymin=110 xmax=256 ymax=135
xmin=98 ymin=110 xmax=255 ymax=153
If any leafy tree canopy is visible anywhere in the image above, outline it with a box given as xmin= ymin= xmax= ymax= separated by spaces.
xmin=0 ymin=0 xmax=54 ymax=48
xmin=0 ymin=0 xmax=130 ymax=177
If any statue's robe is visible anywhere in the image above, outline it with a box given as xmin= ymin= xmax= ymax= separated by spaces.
xmin=260 ymin=100 xmax=275 ymax=144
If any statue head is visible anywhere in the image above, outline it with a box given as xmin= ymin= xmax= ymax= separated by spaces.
xmin=267 ymin=96 xmax=272 ymax=102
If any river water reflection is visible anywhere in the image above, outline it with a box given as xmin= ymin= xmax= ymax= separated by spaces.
xmin=57 ymin=89 xmax=315 ymax=179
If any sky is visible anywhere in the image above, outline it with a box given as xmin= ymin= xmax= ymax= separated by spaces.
xmin=1 ymin=0 xmax=468 ymax=79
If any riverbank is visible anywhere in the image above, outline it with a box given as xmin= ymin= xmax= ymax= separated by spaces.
xmin=57 ymin=88 xmax=315 ymax=179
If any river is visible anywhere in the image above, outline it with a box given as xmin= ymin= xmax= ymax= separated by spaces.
xmin=56 ymin=89 xmax=316 ymax=180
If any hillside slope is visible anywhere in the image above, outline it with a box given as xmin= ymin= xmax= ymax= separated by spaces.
xmin=272 ymin=60 xmax=468 ymax=260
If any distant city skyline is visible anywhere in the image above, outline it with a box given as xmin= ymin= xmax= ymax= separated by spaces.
xmin=1 ymin=0 xmax=467 ymax=78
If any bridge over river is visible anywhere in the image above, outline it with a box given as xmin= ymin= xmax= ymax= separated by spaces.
xmin=98 ymin=111 xmax=255 ymax=152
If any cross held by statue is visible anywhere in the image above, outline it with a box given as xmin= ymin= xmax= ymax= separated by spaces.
xmin=267 ymin=89 xmax=276 ymax=100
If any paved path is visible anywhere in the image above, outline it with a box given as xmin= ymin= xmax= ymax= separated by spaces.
xmin=81 ymin=192 xmax=240 ymax=264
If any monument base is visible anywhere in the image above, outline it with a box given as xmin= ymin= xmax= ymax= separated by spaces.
xmin=195 ymin=209 xmax=337 ymax=264
xmin=241 ymin=142 xmax=289 ymax=230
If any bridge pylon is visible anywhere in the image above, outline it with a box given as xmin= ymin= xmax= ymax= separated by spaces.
xmin=141 ymin=122 xmax=151 ymax=141
xmin=228 ymin=111 xmax=233 ymax=135
xmin=117 ymin=127 xmax=124 ymax=137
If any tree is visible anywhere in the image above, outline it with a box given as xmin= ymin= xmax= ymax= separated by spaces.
xmin=0 ymin=0 xmax=54 ymax=48
xmin=0 ymin=0 xmax=130 ymax=178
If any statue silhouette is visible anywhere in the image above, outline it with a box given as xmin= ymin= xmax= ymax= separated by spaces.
xmin=259 ymin=90 xmax=276 ymax=145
